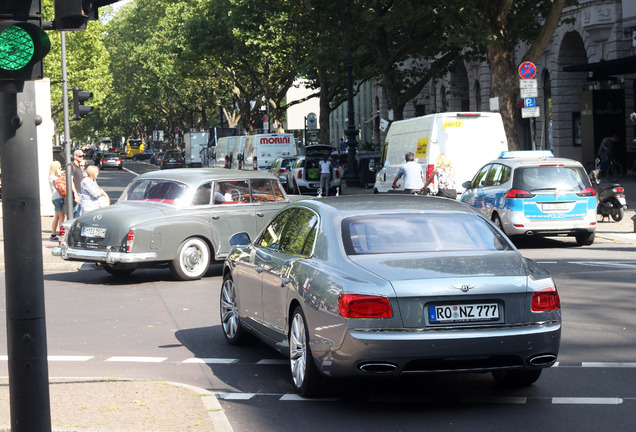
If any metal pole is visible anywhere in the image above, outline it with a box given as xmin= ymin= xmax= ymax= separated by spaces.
xmin=61 ymin=31 xmax=73 ymax=219
xmin=344 ymin=53 xmax=359 ymax=186
xmin=0 ymin=82 xmax=53 ymax=432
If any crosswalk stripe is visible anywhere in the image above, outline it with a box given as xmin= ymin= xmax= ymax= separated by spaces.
xmin=105 ymin=356 xmax=167 ymax=363
xmin=552 ymin=397 xmax=623 ymax=405
xmin=182 ymin=358 xmax=238 ymax=364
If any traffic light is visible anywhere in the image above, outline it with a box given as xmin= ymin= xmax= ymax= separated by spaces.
xmin=72 ymin=87 xmax=94 ymax=120
xmin=0 ymin=2 xmax=51 ymax=92
xmin=54 ymin=0 xmax=121 ymax=30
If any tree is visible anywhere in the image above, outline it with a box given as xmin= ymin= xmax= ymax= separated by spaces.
xmin=305 ymin=0 xmax=472 ymax=121
xmin=461 ymin=0 xmax=568 ymax=150
xmin=42 ymin=0 xmax=113 ymax=144
xmin=188 ymin=0 xmax=319 ymax=133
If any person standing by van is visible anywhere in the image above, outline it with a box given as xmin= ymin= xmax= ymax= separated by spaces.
xmin=392 ymin=152 xmax=424 ymax=194
xmin=424 ymin=153 xmax=457 ymax=199
xmin=319 ymin=154 xmax=332 ymax=196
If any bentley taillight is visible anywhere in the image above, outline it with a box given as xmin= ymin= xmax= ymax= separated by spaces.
xmin=338 ymin=294 xmax=393 ymax=318
xmin=532 ymin=287 xmax=561 ymax=311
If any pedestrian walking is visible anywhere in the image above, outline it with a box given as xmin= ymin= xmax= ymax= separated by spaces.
xmin=424 ymin=153 xmax=457 ymax=199
xmin=392 ymin=152 xmax=424 ymax=194
xmin=80 ymin=165 xmax=110 ymax=213
xmin=319 ymin=154 xmax=331 ymax=196
xmin=71 ymin=149 xmax=85 ymax=218
xmin=598 ymin=134 xmax=618 ymax=176
xmin=48 ymin=161 xmax=66 ymax=241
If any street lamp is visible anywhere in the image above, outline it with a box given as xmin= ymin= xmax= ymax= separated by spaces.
xmin=344 ymin=53 xmax=359 ymax=186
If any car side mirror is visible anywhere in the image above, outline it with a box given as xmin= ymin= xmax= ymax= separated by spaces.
xmin=462 ymin=181 xmax=472 ymax=190
xmin=230 ymin=232 xmax=251 ymax=247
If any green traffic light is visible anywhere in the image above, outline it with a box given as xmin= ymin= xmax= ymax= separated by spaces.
xmin=0 ymin=25 xmax=35 ymax=71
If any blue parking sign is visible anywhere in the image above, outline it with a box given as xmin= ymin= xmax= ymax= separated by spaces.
xmin=524 ymin=97 xmax=536 ymax=108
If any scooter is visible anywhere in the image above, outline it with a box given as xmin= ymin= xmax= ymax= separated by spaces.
xmin=589 ymin=160 xmax=628 ymax=222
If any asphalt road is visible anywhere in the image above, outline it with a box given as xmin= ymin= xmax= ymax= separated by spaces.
xmin=2 ymin=160 xmax=636 ymax=431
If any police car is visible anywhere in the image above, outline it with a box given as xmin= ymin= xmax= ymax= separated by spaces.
xmin=460 ymin=151 xmax=597 ymax=246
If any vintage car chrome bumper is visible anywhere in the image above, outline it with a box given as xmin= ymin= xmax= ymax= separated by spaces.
xmin=52 ymin=245 xmax=157 ymax=264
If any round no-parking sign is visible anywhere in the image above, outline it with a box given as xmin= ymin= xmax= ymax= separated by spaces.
xmin=518 ymin=61 xmax=536 ymax=79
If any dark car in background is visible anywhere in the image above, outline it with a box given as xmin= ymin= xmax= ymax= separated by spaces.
xmin=134 ymin=149 xmax=156 ymax=161
xmin=150 ymin=151 xmax=164 ymax=165
xmin=99 ymin=152 xmax=123 ymax=170
xmin=160 ymin=150 xmax=186 ymax=170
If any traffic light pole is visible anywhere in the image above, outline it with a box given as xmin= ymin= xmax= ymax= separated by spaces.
xmin=61 ymin=31 xmax=73 ymax=218
xmin=0 ymin=82 xmax=52 ymax=432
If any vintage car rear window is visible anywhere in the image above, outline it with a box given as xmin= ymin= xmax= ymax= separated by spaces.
xmin=120 ymin=179 xmax=188 ymax=204
xmin=343 ymin=213 xmax=511 ymax=255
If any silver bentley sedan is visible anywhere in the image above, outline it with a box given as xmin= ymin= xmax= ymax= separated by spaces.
xmin=53 ymin=168 xmax=294 ymax=280
xmin=220 ymin=195 xmax=561 ymax=397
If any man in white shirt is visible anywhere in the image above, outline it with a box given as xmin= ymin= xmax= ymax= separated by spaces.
xmin=318 ymin=154 xmax=332 ymax=196
xmin=391 ymin=152 xmax=424 ymax=194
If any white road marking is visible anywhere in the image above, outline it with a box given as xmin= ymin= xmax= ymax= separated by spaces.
xmin=582 ymin=362 xmax=636 ymax=368
xmin=182 ymin=358 xmax=238 ymax=364
xmin=105 ymin=356 xmax=167 ymax=363
xmin=570 ymin=261 xmax=636 ymax=269
xmin=48 ymin=356 xmax=94 ymax=362
xmin=552 ymin=397 xmax=623 ymax=405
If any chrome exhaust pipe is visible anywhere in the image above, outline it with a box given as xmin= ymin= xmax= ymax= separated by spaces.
xmin=528 ymin=354 xmax=556 ymax=366
xmin=358 ymin=362 xmax=398 ymax=374
xmin=525 ymin=231 xmax=534 ymax=236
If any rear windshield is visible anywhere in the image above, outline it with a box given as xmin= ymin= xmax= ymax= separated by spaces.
xmin=512 ymin=165 xmax=591 ymax=192
xmin=342 ymin=213 xmax=511 ymax=255
xmin=120 ymin=179 xmax=188 ymax=205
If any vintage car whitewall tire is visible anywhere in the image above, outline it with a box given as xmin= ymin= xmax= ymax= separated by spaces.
xmin=170 ymin=237 xmax=210 ymax=280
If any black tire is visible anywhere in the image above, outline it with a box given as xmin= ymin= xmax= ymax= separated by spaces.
xmin=611 ymin=202 xmax=624 ymax=222
xmin=118 ymin=166 xmax=123 ymax=170
xmin=289 ymin=306 xmax=331 ymax=397
xmin=492 ymin=214 xmax=504 ymax=232
xmin=220 ymin=273 xmax=254 ymax=345
xmin=169 ymin=237 xmax=210 ymax=281
xmin=492 ymin=369 xmax=542 ymax=387
xmin=575 ymin=231 xmax=595 ymax=246
xmin=102 ymin=263 xmax=135 ymax=277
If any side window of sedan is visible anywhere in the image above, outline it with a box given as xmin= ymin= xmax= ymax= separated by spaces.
xmin=279 ymin=209 xmax=318 ymax=257
xmin=215 ymin=181 xmax=250 ymax=204
xmin=250 ymin=179 xmax=285 ymax=202
xmin=259 ymin=209 xmax=297 ymax=250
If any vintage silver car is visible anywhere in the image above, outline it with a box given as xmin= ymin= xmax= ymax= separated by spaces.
xmin=53 ymin=168 xmax=294 ymax=280
xmin=220 ymin=195 xmax=561 ymax=396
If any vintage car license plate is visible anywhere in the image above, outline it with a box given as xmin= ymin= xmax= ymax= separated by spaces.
xmin=542 ymin=202 xmax=571 ymax=211
xmin=428 ymin=303 xmax=499 ymax=324
xmin=81 ymin=227 xmax=107 ymax=238
xmin=309 ymin=183 xmax=319 ymax=188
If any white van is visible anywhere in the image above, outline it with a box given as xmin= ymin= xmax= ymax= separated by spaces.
xmin=373 ymin=112 xmax=508 ymax=194
xmin=215 ymin=136 xmax=245 ymax=168
xmin=240 ymin=133 xmax=297 ymax=171
xmin=215 ymin=133 xmax=298 ymax=170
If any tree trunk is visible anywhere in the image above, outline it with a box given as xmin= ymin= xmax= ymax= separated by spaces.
xmin=487 ymin=42 xmax=521 ymax=150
